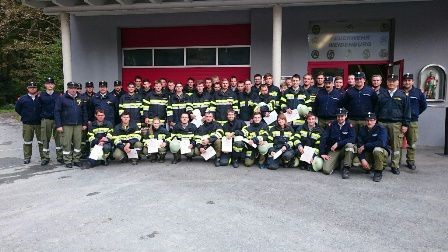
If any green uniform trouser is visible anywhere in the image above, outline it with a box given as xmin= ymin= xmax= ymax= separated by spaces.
xmin=322 ymin=143 xmax=355 ymax=175
xmin=113 ymin=142 xmax=143 ymax=161
xmin=142 ymin=145 xmax=167 ymax=156
xmin=361 ymin=147 xmax=388 ymax=171
xmin=41 ymin=119 xmax=62 ymax=160
xmin=81 ymin=128 xmax=89 ymax=156
xmin=350 ymin=120 xmax=365 ymax=137
xmin=317 ymin=118 xmax=333 ymax=130
xmin=380 ymin=122 xmax=403 ymax=169
xmin=405 ymin=121 xmax=418 ymax=163
xmin=61 ymin=125 xmax=83 ymax=164
xmin=194 ymin=139 xmax=222 ymax=159
xmin=22 ymin=124 xmax=44 ymax=160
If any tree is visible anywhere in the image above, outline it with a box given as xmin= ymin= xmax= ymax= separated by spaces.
xmin=0 ymin=0 xmax=62 ymax=105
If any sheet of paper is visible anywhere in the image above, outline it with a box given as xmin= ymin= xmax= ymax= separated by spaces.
xmin=243 ymin=138 xmax=257 ymax=148
xmin=263 ymin=110 xmax=278 ymax=125
xmin=244 ymin=121 xmax=251 ymax=126
xmin=273 ymin=149 xmax=283 ymax=160
xmin=127 ymin=148 xmax=138 ymax=159
xmin=191 ymin=119 xmax=203 ymax=128
xmin=201 ymin=146 xmax=217 ymax=161
xmin=147 ymin=139 xmax=162 ymax=154
xmin=191 ymin=109 xmax=203 ymax=127
xmin=88 ymin=144 xmax=104 ymax=160
xmin=234 ymin=136 xmax=244 ymax=142
xmin=285 ymin=109 xmax=300 ymax=123
xmin=180 ymin=138 xmax=191 ymax=155
xmin=300 ymin=146 xmax=315 ymax=164
xmin=222 ymin=137 xmax=233 ymax=153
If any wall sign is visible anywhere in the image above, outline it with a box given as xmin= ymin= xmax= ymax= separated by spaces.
xmin=418 ymin=64 xmax=446 ymax=102
xmin=308 ymin=20 xmax=391 ymax=61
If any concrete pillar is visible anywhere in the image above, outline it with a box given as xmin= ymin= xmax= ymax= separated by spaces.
xmin=60 ymin=12 xmax=72 ymax=89
xmin=272 ymin=5 xmax=282 ymax=86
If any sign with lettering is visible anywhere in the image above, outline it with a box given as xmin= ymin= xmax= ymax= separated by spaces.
xmin=308 ymin=21 xmax=391 ymax=61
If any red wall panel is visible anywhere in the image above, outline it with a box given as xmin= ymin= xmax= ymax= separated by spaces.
xmin=122 ymin=67 xmax=250 ymax=89
xmin=122 ymin=24 xmax=251 ymax=48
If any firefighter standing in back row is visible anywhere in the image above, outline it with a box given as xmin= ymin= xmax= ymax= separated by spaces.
xmin=15 ymin=82 xmax=44 ymax=164
xmin=39 ymin=77 xmax=63 ymax=165
xmin=401 ymin=73 xmax=427 ymax=170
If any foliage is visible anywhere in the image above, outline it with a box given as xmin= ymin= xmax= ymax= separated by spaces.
xmin=0 ymin=0 xmax=62 ymax=105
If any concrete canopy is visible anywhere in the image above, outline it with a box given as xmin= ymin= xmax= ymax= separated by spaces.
xmin=22 ymin=0 xmax=432 ymax=15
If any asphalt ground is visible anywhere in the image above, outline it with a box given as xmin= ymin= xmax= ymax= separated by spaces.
xmin=0 ymin=116 xmax=447 ymax=251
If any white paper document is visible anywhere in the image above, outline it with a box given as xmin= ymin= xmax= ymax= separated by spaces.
xmin=222 ymin=137 xmax=233 ymax=153
xmin=89 ymin=144 xmax=104 ymax=160
xmin=147 ymin=139 xmax=162 ymax=154
xmin=191 ymin=109 xmax=203 ymax=127
xmin=127 ymin=148 xmax=138 ymax=159
xmin=273 ymin=149 xmax=283 ymax=160
xmin=201 ymin=147 xmax=217 ymax=161
xmin=234 ymin=136 xmax=244 ymax=142
xmin=263 ymin=110 xmax=278 ymax=125
xmin=243 ymin=138 xmax=257 ymax=148
xmin=285 ymin=109 xmax=300 ymax=123
xmin=300 ymin=146 xmax=315 ymax=164
xmin=180 ymin=138 xmax=191 ymax=155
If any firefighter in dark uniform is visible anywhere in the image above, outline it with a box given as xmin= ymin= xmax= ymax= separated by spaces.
xmin=280 ymin=74 xmax=310 ymax=130
xmin=167 ymin=82 xmax=192 ymax=129
xmin=15 ymin=82 xmax=44 ymax=164
xmin=92 ymin=81 xmax=118 ymax=126
xmin=255 ymin=84 xmax=276 ymax=124
xmin=80 ymin=81 xmax=95 ymax=158
xmin=320 ymin=108 xmax=356 ymax=178
xmin=241 ymin=112 xmax=269 ymax=168
xmin=376 ymin=74 xmax=411 ymax=175
xmin=357 ymin=112 xmax=390 ymax=182
xmin=119 ymin=82 xmax=143 ymax=126
xmin=144 ymin=81 xmax=169 ymax=126
xmin=86 ymin=109 xmax=114 ymax=168
xmin=237 ymin=80 xmax=257 ymax=124
xmin=220 ymin=109 xmax=246 ymax=168
xmin=184 ymin=77 xmax=196 ymax=97
xmin=168 ymin=112 xmax=197 ymax=164
xmin=264 ymin=73 xmax=281 ymax=111
xmin=141 ymin=117 xmax=170 ymax=163
xmin=314 ymin=76 xmax=343 ymax=129
xmin=190 ymin=81 xmax=211 ymax=117
xmin=341 ymin=71 xmax=378 ymax=135
xmin=112 ymin=80 xmax=125 ymax=125
xmin=294 ymin=113 xmax=323 ymax=170
xmin=55 ymin=82 xmax=88 ymax=168
xmin=302 ymin=74 xmax=319 ymax=109
xmin=194 ymin=112 xmax=223 ymax=166
xmin=39 ymin=77 xmax=63 ymax=165
xmin=401 ymin=73 xmax=427 ymax=170
xmin=266 ymin=113 xmax=296 ymax=170
xmin=112 ymin=111 xmax=143 ymax=165
xmin=210 ymin=78 xmax=239 ymax=125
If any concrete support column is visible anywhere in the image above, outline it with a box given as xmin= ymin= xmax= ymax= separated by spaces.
xmin=272 ymin=4 xmax=282 ymax=86
xmin=60 ymin=12 xmax=72 ymax=88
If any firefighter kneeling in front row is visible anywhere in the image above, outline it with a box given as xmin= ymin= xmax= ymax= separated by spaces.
xmin=194 ymin=112 xmax=223 ymax=166
xmin=357 ymin=112 xmax=390 ymax=182
xmin=86 ymin=109 xmax=114 ymax=168
xmin=242 ymin=112 xmax=269 ymax=168
xmin=141 ymin=117 xmax=170 ymax=163
xmin=112 ymin=111 xmax=143 ymax=165
xmin=265 ymin=113 xmax=296 ymax=170
xmin=220 ymin=109 xmax=246 ymax=168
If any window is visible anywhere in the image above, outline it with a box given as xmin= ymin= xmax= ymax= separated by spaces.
xmin=123 ymin=49 xmax=152 ymax=66
xmin=218 ymin=47 xmax=250 ymax=65
xmin=186 ymin=48 xmax=216 ymax=66
xmin=154 ymin=49 xmax=184 ymax=66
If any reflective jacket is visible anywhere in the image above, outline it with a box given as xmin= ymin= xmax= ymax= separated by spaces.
xmin=296 ymin=123 xmax=322 ymax=154
xmin=242 ymin=122 xmax=269 ymax=145
xmin=222 ymin=119 xmax=245 ymax=137
xmin=143 ymin=91 xmax=169 ymax=122
xmin=141 ymin=126 xmax=170 ymax=146
xmin=194 ymin=121 xmax=223 ymax=148
xmin=255 ymin=93 xmax=276 ymax=116
xmin=167 ymin=93 xmax=192 ymax=124
xmin=54 ymin=92 xmax=87 ymax=128
xmin=267 ymin=84 xmax=281 ymax=110
xmin=112 ymin=123 xmax=141 ymax=150
xmin=168 ymin=122 xmax=197 ymax=145
xmin=280 ymin=86 xmax=310 ymax=112
xmin=119 ymin=93 xmax=143 ymax=124
xmin=237 ymin=90 xmax=258 ymax=121
xmin=190 ymin=91 xmax=212 ymax=116
xmin=304 ymin=86 xmax=321 ymax=109
xmin=267 ymin=123 xmax=295 ymax=150
xmin=320 ymin=120 xmax=355 ymax=155
xmin=210 ymin=89 xmax=239 ymax=124
xmin=87 ymin=120 xmax=114 ymax=146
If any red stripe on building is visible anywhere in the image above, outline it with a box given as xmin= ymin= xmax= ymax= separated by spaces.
xmin=122 ymin=67 xmax=250 ymax=89
xmin=122 ymin=24 xmax=251 ymax=48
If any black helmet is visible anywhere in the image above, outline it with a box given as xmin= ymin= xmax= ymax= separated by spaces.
xmin=45 ymin=77 xmax=55 ymax=84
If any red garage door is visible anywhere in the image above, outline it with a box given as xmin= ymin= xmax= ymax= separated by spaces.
xmin=121 ymin=24 xmax=251 ymax=88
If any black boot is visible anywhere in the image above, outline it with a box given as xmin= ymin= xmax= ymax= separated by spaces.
xmin=214 ymin=158 xmax=220 ymax=167
xmin=341 ymin=166 xmax=350 ymax=179
xmin=232 ymin=159 xmax=239 ymax=168
xmin=391 ymin=167 xmax=400 ymax=175
xmin=158 ymin=153 xmax=166 ymax=163
xmin=373 ymin=170 xmax=383 ymax=182
xmin=172 ymin=153 xmax=180 ymax=164
xmin=406 ymin=161 xmax=416 ymax=170
xmin=41 ymin=159 xmax=49 ymax=166
xmin=150 ymin=154 xmax=157 ymax=163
